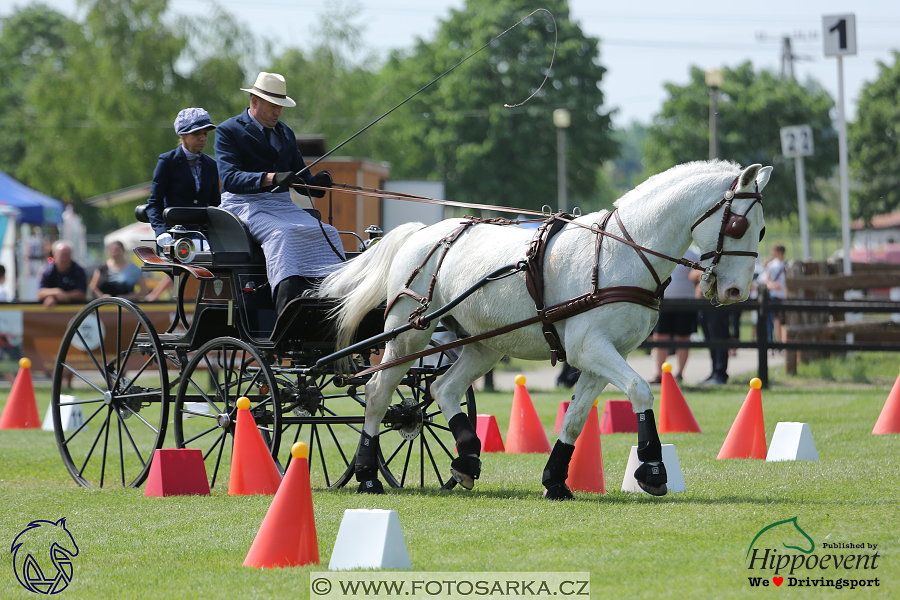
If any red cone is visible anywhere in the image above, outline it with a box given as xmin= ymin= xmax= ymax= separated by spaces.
xmin=717 ymin=378 xmax=767 ymax=459
xmin=475 ymin=414 xmax=505 ymax=452
xmin=659 ymin=362 xmax=701 ymax=433
xmin=505 ymin=375 xmax=551 ymax=454
xmin=566 ymin=400 xmax=605 ymax=493
xmin=553 ymin=401 xmax=570 ymax=434
xmin=229 ymin=397 xmax=282 ymax=495
xmin=0 ymin=358 xmax=40 ymax=429
xmin=244 ymin=442 xmax=319 ymax=568
xmin=873 ymin=366 xmax=900 ymax=435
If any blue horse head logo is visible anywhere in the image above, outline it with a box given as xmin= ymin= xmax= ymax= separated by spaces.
xmin=746 ymin=516 xmax=815 ymax=560
xmin=11 ymin=518 xmax=79 ymax=594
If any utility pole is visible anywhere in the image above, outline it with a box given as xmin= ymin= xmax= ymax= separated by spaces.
xmin=755 ymin=31 xmax=818 ymax=80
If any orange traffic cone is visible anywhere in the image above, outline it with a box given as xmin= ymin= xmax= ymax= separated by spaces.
xmin=553 ymin=400 xmax=570 ymax=434
xmin=717 ymin=378 xmax=767 ymax=459
xmin=0 ymin=358 xmax=40 ymax=429
xmin=505 ymin=375 xmax=551 ymax=454
xmin=566 ymin=400 xmax=605 ymax=494
xmin=244 ymin=442 xmax=319 ymax=568
xmin=229 ymin=397 xmax=282 ymax=495
xmin=873 ymin=366 xmax=900 ymax=435
xmin=475 ymin=414 xmax=505 ymax=452
xmin=659 ymin=362 xmax=701 ymax=433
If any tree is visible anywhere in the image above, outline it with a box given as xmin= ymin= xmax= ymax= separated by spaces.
xmin=644 ymin=63 xmax=837 ymax=220
xmin=849 ymin=50 xmax=900 ymax=223
xmin=366 ymin=0 xmax=617 ymax=211
xmin=0 ymin=6 xmax=74 ymax=174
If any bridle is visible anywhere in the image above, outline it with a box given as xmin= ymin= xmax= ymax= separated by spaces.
xmin=689 ymin=175 xmax=765 ymax=283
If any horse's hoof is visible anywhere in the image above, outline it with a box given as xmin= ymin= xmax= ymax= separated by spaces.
xmin=634 ymin=461 xmax=667 ymax=497
xmin=356 ymin=479 xmax=385 ymax=494
xmin=543 ymin=483 xmax=575 ymax=501
xmin=450 ymin=455 xmax=481 ymax=490
xmin=637 ymin=481 xmax=668 ymax=497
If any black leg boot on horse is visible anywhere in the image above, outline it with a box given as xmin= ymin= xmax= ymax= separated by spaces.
xmin=634 ymin=409 xmax=668 ymax=496
xmin=354 ymin=431 xmax=385 ymax=494
xmin=448 ymin=413 xmax=481 ymax=489
xmin=542 ymin=440 xmax=575 ymax=500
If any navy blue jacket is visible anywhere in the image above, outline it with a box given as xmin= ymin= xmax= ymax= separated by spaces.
xmin=214 ymin=109 xmax=314 ymax=194
xmin=147 ymin=145 xmax=221 ymax=237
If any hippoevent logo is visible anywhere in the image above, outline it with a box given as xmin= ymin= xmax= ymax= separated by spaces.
xmin=745 ymin=517 xmax=881 ymax=590
xmin=10 ymin=518 xmax=79 ymax=594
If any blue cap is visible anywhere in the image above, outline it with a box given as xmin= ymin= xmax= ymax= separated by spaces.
xmin=174 ymin=108 xmax=216 ymax=135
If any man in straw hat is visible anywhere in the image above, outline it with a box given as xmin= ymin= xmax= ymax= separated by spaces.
xmin=216 ymin=71 xmax=343 ymax=315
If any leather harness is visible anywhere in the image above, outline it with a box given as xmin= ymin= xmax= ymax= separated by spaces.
xmin=354 ymin=175 xmax=764 ymax=377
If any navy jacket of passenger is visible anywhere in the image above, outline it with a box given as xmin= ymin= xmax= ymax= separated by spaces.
xmin=146 ymin=145 xmax=221 ymax=237
xmin=215 ymin=109 xmax=315 ymax=194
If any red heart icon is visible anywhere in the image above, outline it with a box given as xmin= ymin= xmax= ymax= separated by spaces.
xmin=773 ymin=577 xmax=784 ymax=586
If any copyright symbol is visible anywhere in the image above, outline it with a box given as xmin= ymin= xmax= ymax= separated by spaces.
xmin=311 ymin=577 xmax=332 ymax=595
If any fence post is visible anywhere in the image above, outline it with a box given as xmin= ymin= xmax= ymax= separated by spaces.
xmin=757 ymin=290 xmax=769 ymax=388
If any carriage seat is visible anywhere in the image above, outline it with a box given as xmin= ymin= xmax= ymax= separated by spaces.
xmin=135 ymin=204 xmax=323 ymax=267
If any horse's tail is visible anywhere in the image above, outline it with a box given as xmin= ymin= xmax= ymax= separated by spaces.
xmin=318 ymin=222 xmax=425 ymax=350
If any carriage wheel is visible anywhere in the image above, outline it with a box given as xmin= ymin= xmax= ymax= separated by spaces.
xmin=51 ymin=298 xmax=171 ymax=488
xmin=172 ymin=337 xmax=280 ymax=489
xmin=376 ymin=344 xmax=477 ymax=490
xmin=271 ymin=369 xmax=365 ymax=490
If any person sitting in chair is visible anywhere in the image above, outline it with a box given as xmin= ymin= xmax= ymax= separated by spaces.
xmin=215 ymin=71 xmax=344 ymax=315
xmin=147 ymin=107 xmax=221 ymax=248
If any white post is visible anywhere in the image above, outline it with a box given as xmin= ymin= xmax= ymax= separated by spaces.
xmin=836 ymin=55 xmax=852 ymax=276
xmin=794 ymin=156 xmax=810 ymax=261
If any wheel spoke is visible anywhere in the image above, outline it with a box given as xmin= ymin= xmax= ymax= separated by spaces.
xmin=78 ymin=407 xmax=110 ymax=479
xmin=117 ymin=403 xmax=159 ymax=434
xmin=95 ymin=309 xmax=109 ymax=388
xmin=63 ymin=402 xmax=107 ymax=445
xmin=99 ymin=406 xmax=111 ymax=488
xmin=64 ymin=363 xmax=108 ymax=395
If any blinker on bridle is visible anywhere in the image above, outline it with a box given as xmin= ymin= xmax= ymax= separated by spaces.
xmin=690 ymin=176 xmax=764 ymax=271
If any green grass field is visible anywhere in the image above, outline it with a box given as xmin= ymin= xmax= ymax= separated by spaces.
xmin=1 ymin=375 xmax=898 ymax=599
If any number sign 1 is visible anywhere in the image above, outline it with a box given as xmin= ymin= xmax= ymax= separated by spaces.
xmin=780 ymin=125 xmax=814 ymax=158
xmin=822 ymin=14 xmax=857 ymax=56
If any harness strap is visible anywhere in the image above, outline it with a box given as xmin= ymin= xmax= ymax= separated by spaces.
xmin=613 ymin=210 xmax=671 ymax=297
xmin=524 ymin=214 xmax=573 ymax=365
xmin=351 ymin=285 xmax=659 ymax=380
xmin=384 ymin=220 xmax=477 ymax=326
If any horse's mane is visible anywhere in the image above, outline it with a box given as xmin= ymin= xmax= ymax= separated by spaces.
xmin=613 ymin=159 xmax=741 ymax=211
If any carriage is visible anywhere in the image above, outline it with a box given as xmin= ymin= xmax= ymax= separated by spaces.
xmin=49 ymin=204 xmax=475 ymax=491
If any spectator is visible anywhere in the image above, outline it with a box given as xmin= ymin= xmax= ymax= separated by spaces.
xmin=89 ymin=240 xmax=150 ymax=300
xmin=651 ymin=248 xmax=702 ymax=383
xmin=0 ymin=264 xmax=8 ymax=301
xmin=760 ymin=244 xmax=787 ymax=343
xmin=37 ymin=241 xmax=87 ymax=308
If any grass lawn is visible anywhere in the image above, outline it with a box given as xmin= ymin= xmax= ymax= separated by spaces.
xmin=1 ymin=379 xmax=898 ymax=599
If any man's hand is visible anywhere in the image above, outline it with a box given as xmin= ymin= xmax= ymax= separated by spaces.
xmin=157 ymin=233 xmax=174 ymax=247
xmin=273 ymin=171 xmax=301 ymax=188
xmin=309 ymin=170 xmax=332 ymax=198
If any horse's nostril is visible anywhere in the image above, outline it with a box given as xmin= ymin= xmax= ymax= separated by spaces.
xmin=728 ymin=287 xmax=741 ymax=298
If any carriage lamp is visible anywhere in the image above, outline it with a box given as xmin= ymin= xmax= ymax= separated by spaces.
xmin=365 ymin=225 xmax=384 ymax=240
xmin=173 ymin=238 xmax=196 ymax=263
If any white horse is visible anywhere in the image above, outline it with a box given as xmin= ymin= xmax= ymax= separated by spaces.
xmin=318 ymin=160 xmax=772 ymax=498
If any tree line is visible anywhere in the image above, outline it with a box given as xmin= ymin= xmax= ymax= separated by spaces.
xmin=0 ymin=0 xmax=897 ymax=232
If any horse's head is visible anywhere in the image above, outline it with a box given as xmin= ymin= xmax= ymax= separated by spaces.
xmin=692 ymin=163 xmax=772 ymax=305
xmin=746 ymin=516 xmax=815 ymax=559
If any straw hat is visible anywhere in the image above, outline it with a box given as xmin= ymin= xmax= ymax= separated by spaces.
xmin=241 ymin=72 xmax=296 ymax=108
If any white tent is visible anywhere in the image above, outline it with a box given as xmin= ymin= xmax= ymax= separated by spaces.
xmin=104 ymin=221 xmax=156 ymax=253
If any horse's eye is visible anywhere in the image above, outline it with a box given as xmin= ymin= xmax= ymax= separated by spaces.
xmin=759 ymin=226 xmax=766 ymax=242
xmin=725 ymin=215 xmax=749 ymax=239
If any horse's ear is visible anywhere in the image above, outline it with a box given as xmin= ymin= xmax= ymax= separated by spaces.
xmin=56 ymin=517 xmax=67 ymax=527
xmin=739 ymin=164 xmax=762 ymax=189
xmin=756 ymin=166 xmax=773 ymax=192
